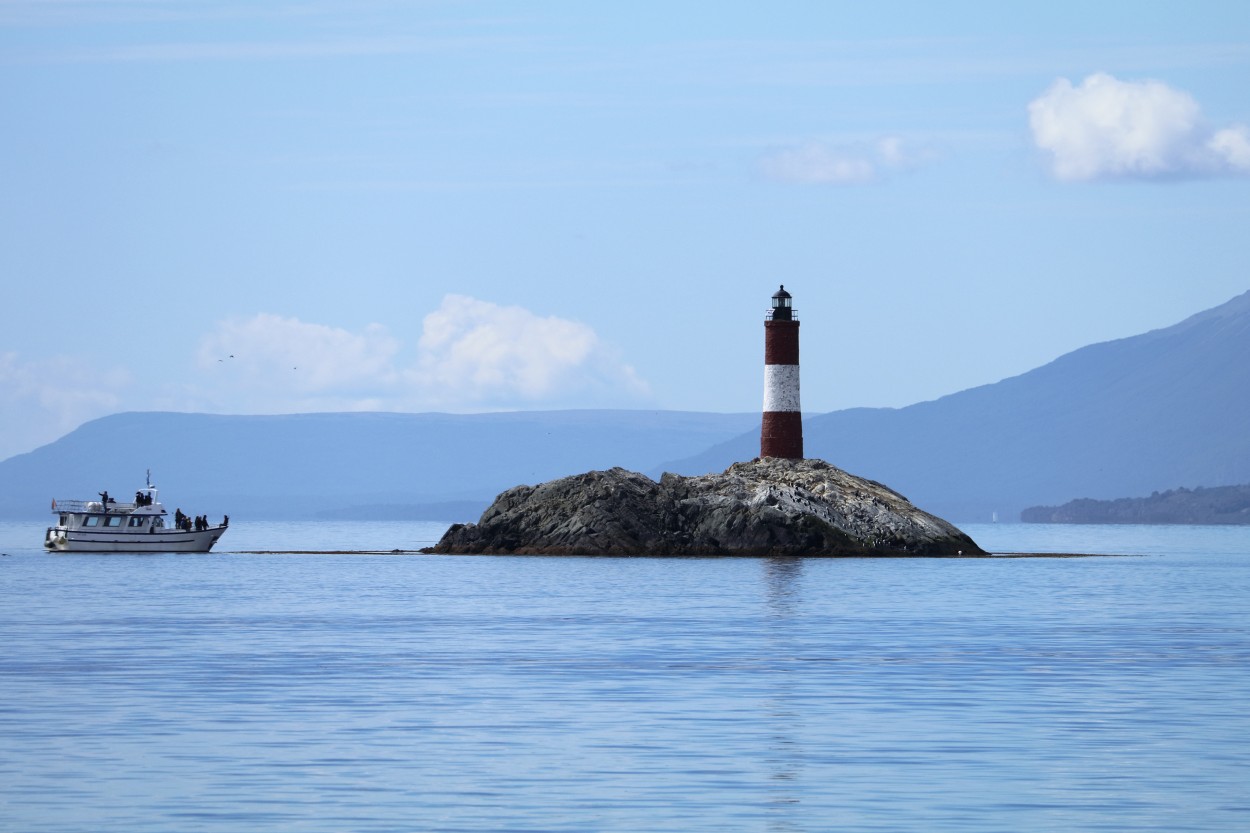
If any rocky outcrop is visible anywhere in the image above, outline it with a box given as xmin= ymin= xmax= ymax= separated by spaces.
xmin=426 ymin=458 xmax=985 ymax=556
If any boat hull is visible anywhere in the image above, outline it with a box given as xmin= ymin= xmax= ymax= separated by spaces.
xmin=44 ymin=525 xmax=227 ymax=553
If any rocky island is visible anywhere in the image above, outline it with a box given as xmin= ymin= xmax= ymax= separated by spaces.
xmin=425 ymin=457 xmax=985 ymax=556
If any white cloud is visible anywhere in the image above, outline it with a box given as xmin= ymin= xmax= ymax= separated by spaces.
xmin=1028 ymin=72 xmax=1250 ymax=181
xmin=761 ymin=136 xmax=925 ymax=185
xmin=191 ymin=297 xmax=649 ymax=413
xmin=0 ymin=351 xmax=132 ymax=460
xmin=411 ymin=295 xmax=650 ymax=407
xmin=0 ymin=298 xmax=650 ymax=459
xmin=1208 ymin=125 xmax=1250 ymax=170
xmin=197 ymin=313 xmax=401 ymax=394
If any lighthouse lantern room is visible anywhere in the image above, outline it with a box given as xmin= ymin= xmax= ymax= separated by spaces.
xmin=770 ymin=285 xmax=793 ymax=320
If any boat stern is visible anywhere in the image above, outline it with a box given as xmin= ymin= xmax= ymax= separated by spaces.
xmin=44 ymin=527 xmax=70 ymax=551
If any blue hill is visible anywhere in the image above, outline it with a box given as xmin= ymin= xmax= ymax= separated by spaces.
xmin=0 ymin=410 xmax=758 ymax=520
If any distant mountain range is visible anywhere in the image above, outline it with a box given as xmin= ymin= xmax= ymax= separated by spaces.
xmin=1022 ymin=485 xmax=1250 ymax=525
xmin=0 ymin=411 xmax=758 ymax=521
xmin=3 ymin=290 xmax=1248 ymax=523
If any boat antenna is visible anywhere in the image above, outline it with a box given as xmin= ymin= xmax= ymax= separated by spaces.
xmin=146 ymin=469 xmax=152 ymax=489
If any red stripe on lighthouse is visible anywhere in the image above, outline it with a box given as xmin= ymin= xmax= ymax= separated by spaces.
xmin=764 ymin=321 xmax=800 ymax=365
xmin=761 ymin=286 xmax=803 ymax=460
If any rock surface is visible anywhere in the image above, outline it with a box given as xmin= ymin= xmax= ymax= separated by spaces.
xmin=426 ymin=458 xmax=985 ymax=556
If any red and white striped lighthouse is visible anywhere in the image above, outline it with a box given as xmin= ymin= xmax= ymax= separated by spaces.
xmin=761 ymin=285 xmax=803 ymax=459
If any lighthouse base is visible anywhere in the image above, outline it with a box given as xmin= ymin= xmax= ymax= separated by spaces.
xmin=761 ymin=411 xmax=803 ymax=459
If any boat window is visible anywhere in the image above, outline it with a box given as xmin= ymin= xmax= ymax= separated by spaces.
xmin=128 ymin=516 xmax=146 ymax=528
xmin=104 ymin=516 xmax=123 ymax=527
xmin=84 ymin=516 xmax=101 ymax=527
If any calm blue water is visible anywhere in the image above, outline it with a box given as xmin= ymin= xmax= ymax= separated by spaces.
xmin=1 ymin=520 xmax=1248 ymax=832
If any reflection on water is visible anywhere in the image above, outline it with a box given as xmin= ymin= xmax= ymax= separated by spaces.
xmin=1 ymin=521 xmax=1249 ymax=832
xmin=762 ymin=557 xmax=805 ymax=832
xmin=764 ymin=556 xmax=804 ymax=617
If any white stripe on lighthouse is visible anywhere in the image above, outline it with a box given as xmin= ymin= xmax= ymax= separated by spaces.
xmin=763 ymin=364 xmax=801 ymax=412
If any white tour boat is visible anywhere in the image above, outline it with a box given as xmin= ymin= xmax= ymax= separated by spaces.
xmin=45 ymin=474 xmax=228 ymax=553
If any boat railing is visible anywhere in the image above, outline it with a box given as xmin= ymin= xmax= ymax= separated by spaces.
xmin=52 ymin=499 xmax=138 ymax=514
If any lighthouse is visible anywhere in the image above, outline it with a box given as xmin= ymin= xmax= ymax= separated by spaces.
xmin=761 ymin=285 xmax=803 ymax=459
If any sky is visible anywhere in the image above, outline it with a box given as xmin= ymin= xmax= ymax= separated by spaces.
xmin=2 ymin=1 xmax=1249 ymax=462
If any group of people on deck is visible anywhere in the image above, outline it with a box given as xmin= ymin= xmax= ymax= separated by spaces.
xmin=173 ymin=509 xmax=218 ymax=531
